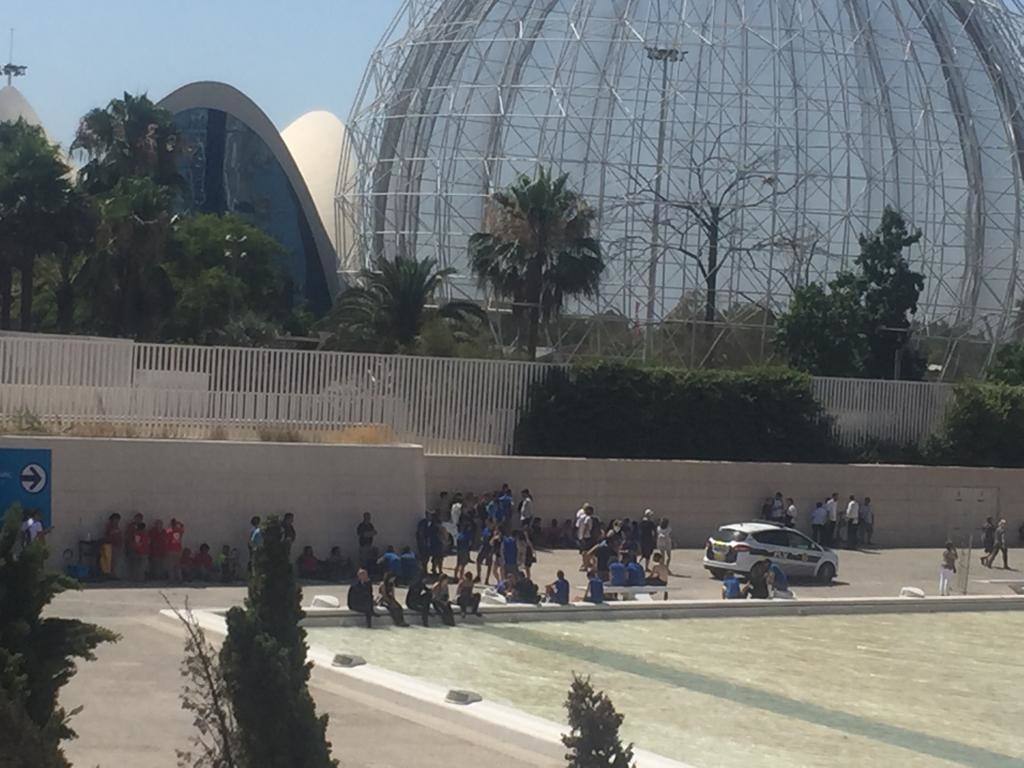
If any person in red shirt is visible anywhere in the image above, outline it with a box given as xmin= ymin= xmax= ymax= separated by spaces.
xmin=128 ymin=522 xmax=150 ymax=581
xmin=165 ymin=518 xmax=185 ymax=582
xmin=148 ymin=519 xmax=168 ymax=580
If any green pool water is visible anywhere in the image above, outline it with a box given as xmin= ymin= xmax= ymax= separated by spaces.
xmin=307 ymin=611 xmax=1024 ymax=767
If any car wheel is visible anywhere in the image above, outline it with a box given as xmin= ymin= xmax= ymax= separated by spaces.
xmin=816 ymin=562 xmax=836 ymax=584
xmin=708 ymin=568 xmax=728 ymax=580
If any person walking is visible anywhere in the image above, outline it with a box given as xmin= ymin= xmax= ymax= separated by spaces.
xmin=639 ymin=509 xmax=658 ymax=567
xmin=861 ymin=497 xmax=874 ymax=545
xmin=656 ymin=516 xmax=673 ymax=569
xmin=810 ymin=502 xmax=827 ymax=544
xmin=983 ymin=519 xmax=1009 ymax=569
xmin=981 ymin=517 xmax=996 ymax=561
xmin=938 ymin=542 xmax=958 ymax=596
xmin=845 ymin=495 xmax=860 ymax=549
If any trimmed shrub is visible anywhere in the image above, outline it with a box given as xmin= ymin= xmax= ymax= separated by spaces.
xmin=515 ymin=363 xmax=837 ymax=462
xmin=928 ymin=383 xmax=1024 ymax=467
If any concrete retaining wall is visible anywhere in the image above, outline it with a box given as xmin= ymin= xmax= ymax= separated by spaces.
xmin=425 ymin=455 xmax=1022 ymax=547
xmin=0 ymin=436 xmax=425 ymax=563
xmin=2 ymin=435 xmax=1021 ymax=557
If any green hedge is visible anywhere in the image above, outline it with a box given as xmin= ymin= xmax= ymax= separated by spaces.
xmin=515 ymin=363 xmax=838 ymax=462
xmin=928 ymin=383 xmax=1024 ymax=467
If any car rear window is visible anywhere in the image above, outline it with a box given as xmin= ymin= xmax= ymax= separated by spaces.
xmin=715 ymin=528 xmax=748 ymax=542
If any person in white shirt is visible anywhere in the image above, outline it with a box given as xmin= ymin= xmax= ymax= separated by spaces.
xmin=824 ymin=493 xmax=839 ymax=547
xmin=845 ymin=495 xmax=860 ymax=549
xmin=810 ymin=502 xmax=828 ymax=543
xmin=518 ymin=489 xmax=534 ymax=528
xmin=785 ymin=498 xmax=798 ymax=528
xmin=20 ymin=510 xmax=44 ymax=546
xmin=770 ymin=492 xmax=785 ymax=523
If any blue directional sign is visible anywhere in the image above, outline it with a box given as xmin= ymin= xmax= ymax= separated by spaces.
xmin=0 ymin=448 xmax=52 ymax=528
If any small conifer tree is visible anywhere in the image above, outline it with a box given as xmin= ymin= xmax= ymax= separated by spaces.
xmin=219 ymin=515 xmax=336 ymax=768
xmin=0 ymin=504 xmax=118 ymax=766
xmin=562 ymin=674 xmax=635 ymax=768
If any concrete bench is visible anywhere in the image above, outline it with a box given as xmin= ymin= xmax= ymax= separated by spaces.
xmin=576 ymin=584 xmax=670 ymax=601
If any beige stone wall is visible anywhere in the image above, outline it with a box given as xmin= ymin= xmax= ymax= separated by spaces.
xmin=424 ymin=455 xmax=1021 ymax=547
xmin=0 ymin=436 xmax=425 ymax=563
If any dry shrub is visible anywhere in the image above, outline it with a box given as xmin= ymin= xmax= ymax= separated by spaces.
xmin=318 ymin=424 xmax=395 ymax=445
xmin=256 ymin=426 xmax=304 ymax=443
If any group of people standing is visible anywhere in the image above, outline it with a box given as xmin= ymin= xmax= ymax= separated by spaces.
xmin=762 ymin=492 xmax=874 ymax=549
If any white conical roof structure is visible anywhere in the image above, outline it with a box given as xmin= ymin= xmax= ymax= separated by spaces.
xmin=0 ymin=84 xmax=42 ymax=127
xmin=281 ymin=110 xmax=352 ymax=257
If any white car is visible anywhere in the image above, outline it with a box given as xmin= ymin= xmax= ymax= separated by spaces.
xmin=703 ymin=522 xmax=838 ymax=583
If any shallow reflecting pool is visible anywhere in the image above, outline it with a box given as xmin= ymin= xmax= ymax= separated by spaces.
xmin=307 ymin=612 xmax=1024 ymax=767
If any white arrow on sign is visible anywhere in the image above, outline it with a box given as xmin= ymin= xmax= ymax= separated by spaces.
xmin=20 ymin=463 xmax=46 ymax=494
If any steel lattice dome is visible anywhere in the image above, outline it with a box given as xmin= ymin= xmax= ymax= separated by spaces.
xmin=338 ymin=0 xmax=1024 ymax=347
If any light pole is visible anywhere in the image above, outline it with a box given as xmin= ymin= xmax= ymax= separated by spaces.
xmin=644 ymin=46 xmax=685 ymax=360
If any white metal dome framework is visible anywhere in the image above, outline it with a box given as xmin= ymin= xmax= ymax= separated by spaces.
xmin=338 ymin=0 xmax=1024 ymax=365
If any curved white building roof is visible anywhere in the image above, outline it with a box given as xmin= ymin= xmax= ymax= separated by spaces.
xmin=0 ymin=84 xmax=43 ymax=128
xmin=282 ymin=110 xmax=352 ymax=255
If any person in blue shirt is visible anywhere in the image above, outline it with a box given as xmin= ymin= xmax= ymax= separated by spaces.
xmin=497 ymin=485 xmax=513 ymax=523
xmin=501 ymin=531 xmax=518 ymax=580
xmin=377 ymin=545 xmax=402 ymax=579
xmin=545 ymin=569 xmax=571 ymax=605
xmin=584 ymin=570 xmax=604 ymax=604
xmin=625 ymin=555 xmax=645 ymax=587
xmin=399 ymin=545 xmax=419 ymax=584
xmin=608 ymin=555 xmax=627 ymax=587
xmin=722 ymin=572 xmax=743 ymax=599
xmin=455 ymin=527 xmax=472 ymax=579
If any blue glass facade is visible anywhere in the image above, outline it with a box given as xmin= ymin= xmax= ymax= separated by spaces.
xmin=173 ymin=107 xmax=331 ymax=314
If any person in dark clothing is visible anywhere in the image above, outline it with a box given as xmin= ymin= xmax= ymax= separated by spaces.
xmin=377 ymin=571 xmax=409 ymax=626
xmin=982 ymin=517 xmax=996 ymax=558
xmin=587 ymin=537 xmax=615 ymax=581
xmin=415 ymin=511 xmax=432 ymax=570
xmin=456 ymin=572 xmax=482 ymax=617
xmin=743 ymin=560 xmax=772 ymax=600
xmin=512 ymin=571 xmax=541 ymax=604
xmin=428 ymin=513 xmax=445 ymax=575
xmin=431 ymin=574 xmax=456 ymax=626
xmin=639 ymin=509 xmax=658 ymax=567
xmin=406 ymin=576 xmax=433 ymax=626
xmin=347 ymin=569 xmax=376 ymax=627
xmin=399 ymin=545 xmax=419 ymax=584
xmin=281 ymin=513 xmax=297 ymax=556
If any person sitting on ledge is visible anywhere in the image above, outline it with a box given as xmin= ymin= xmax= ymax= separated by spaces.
xmin=583 ymin=570 xmax=604 ymax=604
xmin=545 ymin=570 xmax=570 ymax=605
xmin=347 ymin=569 xmax=377 ymax=628
xmin=625 ymin=555 xmax=646 ymax=587
xmin=645 ymin=552 xmax=669 ymax=586
xmin=431 ymin=574 xmax=456 ymax=626
xmin=325 ymin=546 xmax=352 ymax=582
xmin=456 ymin=572 xmax=482 ymax=617
xmin=608 ymin=554 xmax=627 ymax=587
xmin=406 ymin=575 xmax=432 ymax=627
xmin=297 ymin=546 xmax=323 ymax=580
xmin=743 ymin=560 xmax=772 ymax=600
xmin=378 ymin=571 xmax=409 ymax=626
xmin=512 ymin=571 xmax=540 ymax=604
xmin=722 ymin=572 xmax=743 ymax=599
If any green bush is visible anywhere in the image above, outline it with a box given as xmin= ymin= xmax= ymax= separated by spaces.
xmin=515 ymin=363 xmax=838 ymax=461
xmin=928 ymin=383 xmax=1024 ymax=467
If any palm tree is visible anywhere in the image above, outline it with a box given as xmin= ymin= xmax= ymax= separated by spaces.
xmin=71 ymin=92 xmax=183 ymax=194
xmin=468 ymin=167 xmax=604 ymax=360
xmin=320 ymin=254 xmax=485 ymax=352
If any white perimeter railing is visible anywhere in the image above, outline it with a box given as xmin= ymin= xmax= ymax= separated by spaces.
xmin=0 ymin=333 xmax=954 ymax=453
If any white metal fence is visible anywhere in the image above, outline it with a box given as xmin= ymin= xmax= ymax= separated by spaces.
xmin=0 ymin=334 xmax=954 ymax=453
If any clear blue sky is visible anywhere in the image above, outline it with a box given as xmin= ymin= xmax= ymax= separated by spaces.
xmin=3 ymin=0 xmax=405 ymax=148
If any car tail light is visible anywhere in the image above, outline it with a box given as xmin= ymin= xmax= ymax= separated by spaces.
xmin=733 ymin=543 xmax=751 ymax=552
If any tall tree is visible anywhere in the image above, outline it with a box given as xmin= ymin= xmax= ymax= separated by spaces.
xmin=0 ymin=119 xmax=78 ymax=331
xmin=77 ymin=177 xmax=176 ymax=338
xmin=469 ymin=168 xmax=604 ymax=360
xmin=0 ymin=505 xmax=118 ymax=766
xmin=776 ymin=207 xmax=925 ymax=380
xmin=562 ymin=674 xmax=634 ymax=768
xmin=320 ymin=254 xmax=485 ymax=352
xmin=71 ymin=92 xmax=183 ymax=194
xmin=219 ymin=516 xmax=336 ymax=768
xmin=162 ymin=214 xmax=302 ymax=343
